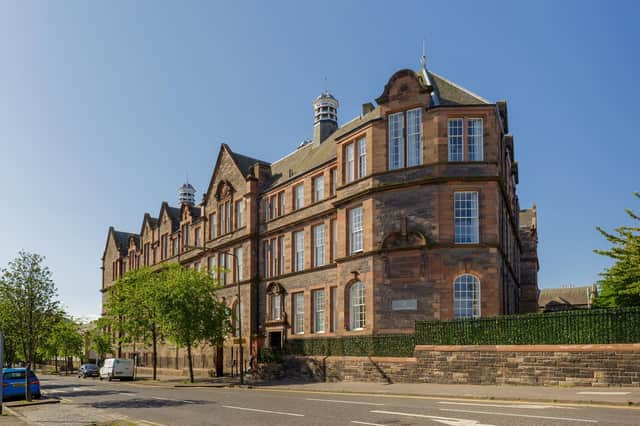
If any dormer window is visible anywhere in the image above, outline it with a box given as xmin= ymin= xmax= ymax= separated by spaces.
xmin=388 ymin=108 xmax=422 ymax=170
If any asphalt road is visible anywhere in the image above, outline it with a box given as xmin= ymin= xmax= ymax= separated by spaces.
xmin=11 ymin=375 xmax=640 ymax=426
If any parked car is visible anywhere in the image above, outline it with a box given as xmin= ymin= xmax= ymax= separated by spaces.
xmin=99 ymin=358 xmax=134 ymax=381
xmin=1 ymin=368 xmax=41 ymax=400
xmin=78 ymin=364 xmax=99 ymax=378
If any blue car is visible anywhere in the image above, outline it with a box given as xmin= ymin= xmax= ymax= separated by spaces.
xmin=1 ymin=368 xmax=41 ymax=400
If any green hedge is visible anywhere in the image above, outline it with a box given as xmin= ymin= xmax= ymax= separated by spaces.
xmin=285 ymin=334 xmax=415 ymax=357
xmin=415 ymin=307 xmax=640 ymax=345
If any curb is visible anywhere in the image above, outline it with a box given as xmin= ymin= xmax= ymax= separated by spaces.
xmin=2 ymin=406 xmax=31 ymax=425
xmin=247 ymin=386 xmax=640 ymax=409
xmin=5 ymin=398 xmax=60 ymax=408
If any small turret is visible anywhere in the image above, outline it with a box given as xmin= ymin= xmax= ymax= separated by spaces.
xmin=313 ymin=89 xmax=339 ymax=144
xmin=178 ymin=182 xmax=196 ymax=206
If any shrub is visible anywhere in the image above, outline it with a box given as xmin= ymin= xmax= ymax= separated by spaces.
xmin=284 ymin=334 xmax=415 ymax=357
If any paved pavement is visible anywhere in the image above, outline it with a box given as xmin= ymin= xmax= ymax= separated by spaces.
xmin=7 ymin=375 xmax=640 ymax=425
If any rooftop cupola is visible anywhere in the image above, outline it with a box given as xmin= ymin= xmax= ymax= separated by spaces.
xmin=313 ymin=89 xmax=339 ymax=144
xmin=178 ymin=182 xmax=196 ymax=206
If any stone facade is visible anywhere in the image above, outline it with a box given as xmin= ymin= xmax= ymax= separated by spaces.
xmin=274 ymin=344 xmax=640 ymax=387
xmin=101 ymin=64 xmax=538 ymax=374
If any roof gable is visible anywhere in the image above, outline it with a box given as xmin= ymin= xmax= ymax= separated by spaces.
xmin=203 ymin=144 xmax=263 ymax=206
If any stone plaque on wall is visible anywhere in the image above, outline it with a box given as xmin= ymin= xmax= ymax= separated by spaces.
xmin=392 ymin=299 xmax=418 ymax=311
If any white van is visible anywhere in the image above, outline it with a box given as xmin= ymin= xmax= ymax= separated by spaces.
xmin=99 ymin=358 xmax=134 ymax=381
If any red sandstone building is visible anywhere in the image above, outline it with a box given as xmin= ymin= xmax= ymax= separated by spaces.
xmin=102 ymin=59 xmax=539 ymax=372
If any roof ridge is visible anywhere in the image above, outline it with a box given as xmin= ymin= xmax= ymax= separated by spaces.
xmin=429 ymin=70 xmax=491 ymax=104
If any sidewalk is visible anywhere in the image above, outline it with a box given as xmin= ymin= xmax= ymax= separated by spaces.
xmin=0 ymin=410 xmax=28 ymax=425
xmin=253 ymin=380 xmax=640 ymax=407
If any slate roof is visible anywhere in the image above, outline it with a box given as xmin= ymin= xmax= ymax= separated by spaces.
xmin=538 ymin=285 xmax=597 ymax=308
xmin=230 ymin=150 xmax=270 ymax=177
xmin=113 ymin=230 xmax=138 ymax=255
xmin=428 ymin=71 xmax=490 ymax=106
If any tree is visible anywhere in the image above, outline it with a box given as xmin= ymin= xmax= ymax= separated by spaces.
xmin=158 ymin=263 xmax=230 ymax=383
xmin=0 ymin=252 xmax=60 ymax=400
xmin=89 ymin=323 xmax=113 ymax=363
xmin=594 ymin=192 xmax=640 ymax=307
xmin=104 ymin=267 xmax=165 ymax=380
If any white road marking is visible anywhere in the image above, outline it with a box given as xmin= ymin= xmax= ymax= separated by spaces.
xmin=439 ymin=408 xmax=598 ymax=423
xmin=119 ymin=392 xmax=137 ymax=396
xmin=222 ymin=405 xmax=304 ymax=417
xmin=307 ymin=398 xmax=385 ymax=406
xmin=438 ymin=401 xmax=577 ymax=410
xmin=577 ymin=391 xmax=630 ymax=395
xmin=351 ymin=421 xmax=386 ymax=426
xmin=370 ymin=410 xmax=494 ymax=426
xmin=150 ymin=396 xmax=194 ymax=404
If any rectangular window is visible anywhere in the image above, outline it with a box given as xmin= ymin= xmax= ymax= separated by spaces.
xmin=294 ymin=184 xmax=304 ymax=210
xmin=235 ymin=200 xmax=244 ymax=228
xmin=448 ymin=118 xmax=464 ymax=162
xmin=171 ymin=238 xmax=178 ymax=257
xmin=219 ymin=253 xmax=229 ymax=286
xmin=225 ymin=202 xmax=232 ymax=233
xmin=330 ymin=168 xmax=337 ymax=195
xmin=454 ymin=191 xmax=479 ymax=244
xmin=271 ymin=238 xmax=277 ymax=277
xmin=220 ymin=206 xmax=227 ymax=234
xmin=467 ymin=118 xmax=483 ymax=161
xmin=345 ymin=143 xmax=355 ymax=183
xmin=271 ymin=294 xmax=281 ymax=320
xmin=209 ymin=213 xmax=217 ymax=239
xmin=331 ymin=219 xmax=337 ymax=261
xmin=208 ymin=256 xmax=215 ymax=278
xmin=194 ymin=227 xmax=201 ymax=247
xmin=265 ymin=198 xmax=271 ymax=221
xmin=153 ymin=246 xmax=157 ymax=264
xmin=349 ymin=207 xmax=363 ymax=254
xmin=357 ymin=137 xmax=366 ymax=178
xmin=182 ymin=224 xmax=189 ymax=249
xmin=161 ymin=234 xmax=168 ymax=260
xmin=388 ymin=112 xmax=404 ymax=169
xmin=294 ymin=230 xmax=304 ymax=272
xmin=407 ymin=108 xmax=422 ymax=167
xmin=313 ymin=175 xmax=324 ymax=202
xmin=278 ymin=192 xmax=285 ymax=216
xmin=144 ymin=243 xmax=150 ymax=266
xmin=194 ymin=261 xmax=201 ymax=272
xmin=293 ymin=292 xmax=304 ymax=334
xmin=278 ymin=236 xmax=285 ymax=275
xmin=313 ymin=289 xmax=325 ymax=333
xmin=313 ymin=224 xmax=325 ymax=267
xmin=235 ymin=246 xmax=243 ymax=282
xmin=263 ymin=240 xmax=271 ymax=278
xmin=330 ymin=287 xmax=338 ymax=332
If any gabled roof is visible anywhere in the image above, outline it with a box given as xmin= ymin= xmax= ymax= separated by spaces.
xmin=103 ymin=227 xmax=138 ymax=259
xmin=538 ymin=285 xmax=597 ymax=308
xmin=230 ymin=150 xmax=270 ymax=177
xmin=139 ymin=213 xmax=159 ymax=236
xmin=428 ymin=71 xmax=491 ymax=106
xmin=159 ymin=201 xmax=181 ymax=232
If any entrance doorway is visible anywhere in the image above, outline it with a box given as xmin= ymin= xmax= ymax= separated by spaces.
xmin=269 ymin=331 xmax=282 ymax=350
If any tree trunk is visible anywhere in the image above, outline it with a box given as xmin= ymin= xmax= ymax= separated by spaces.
xmin=54 ymin=354 xmax=58 ymax=373
xmin=152 ymin=325 xmax=158 ymax=381
xmin=25 ymin=361 xmax=32 ymax=402
xmin=186 ymin=344 xmax=194 ymax=383
xmin=215 ymin=344 xmax=224 ymax=377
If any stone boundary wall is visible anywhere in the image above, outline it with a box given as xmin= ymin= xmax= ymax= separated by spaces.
xmin=280 ymin=344 xmax=640 ymax=387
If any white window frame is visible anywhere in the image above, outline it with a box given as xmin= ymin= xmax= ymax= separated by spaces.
xmin=357 ymin=137 xmax=367 ymax=178
xmin=294 ymin=184 xmax=304 ymax=210
xmin=235 ymin=199 xmax=244 ymax=228
xmin=234 ymin=246 xmax=243 ymax=281
xmin=208 ymin=256 xmax=216 ymax=278
xmin=210 ymin=213 xmax=217 ymax=239
xmin=331 ymin=219 xmax=337 ymax=262
xmin=313 ymin=175 xmax=324 ymax=202
xmin=453 ymin=274 xmax=481 ymax=319
xmin=349 ymin=281 xmax=366 ymax=330
xmin=331 ymin=286 xmax=338 ymax=332
xmin=406 ymin=108 xmax=422 ymax=167
xmin=448 ymin=118 xmax=464 ymax=162
xmin=271 ymin=293 xmax=281 ymax=320
xmin=293 ymin=292 xmax=304 ymax=334
xmin=294 ymin=230 xmax=304 ymax=272
xmin=278 ymin=236 xmax=285 ymax=275
xmin=467 ymin=118 xmax=483 ymax=161
xmin=313 ymin=224 xmax=325 ymax=267
xmin=349 ymin=207 xmax=363 ymax=254
xmin=388 ymin=112 xmax=404 ymax=170
xmin=346 ymin=143 xmax=355 ymax=183
xmin=454 ymin=191 xmax=479 ymax=244
xmin=313 ymin=289 xmax=325 ymax=333
xmin=330 ymin=168 xmax=337 ymax=195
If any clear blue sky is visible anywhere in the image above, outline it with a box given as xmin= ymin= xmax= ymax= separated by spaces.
xmin=1 ymin=1 xmax=638 ymax=320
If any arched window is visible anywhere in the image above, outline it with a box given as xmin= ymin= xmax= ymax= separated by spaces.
xmin=349 ymin=281 xmax=366 ymax=330
xmin=453 ymin=274 xmax=480 ymax=319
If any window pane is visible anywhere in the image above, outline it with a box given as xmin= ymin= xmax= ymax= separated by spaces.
xmin=346 ymin=143 xmax=355 ymax=183
xmin=295 ymin=185 xmax=304 ymax=210
xmin=314 ymin=176 xmax=324 ymax=202
xmin=271 ymin=294 xmax=281 ymax=320
xmin=331 ymin=287 xmax=338 ymax=332
xmin=313 ymin=289 xmax=325 ymax=333
xmin=349 ymin=281 xmax=366 ymax=330
xmin=388 ymin=112 xmax=404 ymax=169
xmin=294 ymin=292 xmax=304 ymax=334
xmin=235 ymin=246 xmax=243 ymax=281
xmin=313 ymin=224 xmax=325 ymax=267
xmin=467 ymin=118 xmax=483 ymax=161
xmin=349 ymin=207 xmax=363 ymax=253
xmin=454 ymin=192 xmax=479 ymax=244
xmin=453 ymin=274 xmax=480 ymax=319
xmin=294 ymin=231 xmax=304 ymax=271
xmin=357 ymin=137 xmax=366 ymax=178
xmin=407 ymin=108 xmax=422 ymax=167
xmin=448 ymin=119 xmax=464 ymax=162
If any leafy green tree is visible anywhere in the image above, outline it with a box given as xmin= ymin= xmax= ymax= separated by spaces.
xmin=594 ymin=192 xmax=640 ymax=307
xmin=104 ymin=267 xmax=165 ymax=379
xmin=0 ymin=252 xmax=60 ymax=400
xmin=89 ymin=323 xmax=113 ymax=363
xmin=159 ymin=263 xmax=230 ymax=383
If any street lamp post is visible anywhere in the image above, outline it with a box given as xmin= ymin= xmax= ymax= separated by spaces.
xmin=222 ymin=251 xmax=243 ymax=386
